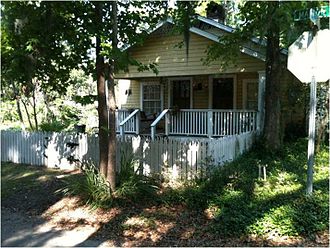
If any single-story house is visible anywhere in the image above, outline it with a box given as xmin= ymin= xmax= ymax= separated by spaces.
xmin=114 ymin=15 xmax=304 ymax=139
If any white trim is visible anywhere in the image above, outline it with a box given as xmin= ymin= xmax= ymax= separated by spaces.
xmin=190 ymin=27 xmax=266 ymax=61
xmin=121 ymin=18 xmax=173 ymax=51
xmin=121 ymin=15 xmax=287 ymax=59
xmin=140 ymin=81 xmax=163 ymax=113
xmin=168 ymin=77 xmax=193 ymax=108
xmin=242 ymin=78 xmax=258 ymax=109
xmin=197 ymin=16 xmax=268 ymax=47
xmin=209 ymin=74 xmax=237 ymax=109
xmin=197 ymin=15 xmax=234 ymax=33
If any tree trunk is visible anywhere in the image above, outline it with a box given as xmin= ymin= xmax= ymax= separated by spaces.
xmin=95 ymin=2 xmax=109 ymax=177
xmin=31 ymin=83 xmax=39 ymax=131
xmin=263 ymin=1 xmax=282 ymax=150
xmin=21 ymin=98 xmax=34 ymax=130
xmin=11 ymin=82 xmax=24 ymax=124
xmin=15 ymin=98 xmax=24 ymax=124
xmin=106 ymin=1 xmax=118 ymax=192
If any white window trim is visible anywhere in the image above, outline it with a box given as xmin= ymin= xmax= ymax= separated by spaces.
xmin=168 ymin=77 xmax=193 ymax=109
xmin=242 ymin=78 xmax=258 ymax=109
xmin=140 ymin=81 xmax=163 ymax=112
xmin=208 ymin=74 xmax=237 ymax=109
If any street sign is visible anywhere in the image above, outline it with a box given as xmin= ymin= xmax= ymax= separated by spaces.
xmin=294 ymin=6 xmax=330 ymax=21
xmin=287 ymin=29 xmax=330 ymax=83
xmin=318 ymin=6 xmax=330 ymax=18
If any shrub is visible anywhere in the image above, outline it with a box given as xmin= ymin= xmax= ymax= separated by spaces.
xmin=115 ymin=152 xmax=159 ymax=201
xmin=62 ymin=163 xmax=113 ymax=209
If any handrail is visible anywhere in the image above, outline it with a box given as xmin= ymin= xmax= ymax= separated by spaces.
xmin=174 ymin=109 xmax=258 ymax=113
xmin=151 ymin=109 xmax=169 ymax=140
xmin=119 ymin=109 xmax=140 ymax=137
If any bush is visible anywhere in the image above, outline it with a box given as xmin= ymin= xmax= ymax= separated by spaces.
xmin=63 ymin=153 xmax=160 ymax=208
xmin=115 ymin=152 xmax=159 ymax=201
xmin=62 ymin=163 xmax=113 ymax=209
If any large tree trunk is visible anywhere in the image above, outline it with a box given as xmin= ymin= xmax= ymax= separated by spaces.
xmin=95 ymin=2 xmax=109 ymax=177
xmin=107 ymin=1 xmax=118 ymax=192
xmin=263 ymin=1 xmax=282 ymax=150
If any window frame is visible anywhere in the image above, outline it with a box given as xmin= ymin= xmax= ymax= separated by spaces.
xmin=140 ymin=82 xmax=163 ymax=115
xmin=242 ymin=78 xmax=258 ymax=110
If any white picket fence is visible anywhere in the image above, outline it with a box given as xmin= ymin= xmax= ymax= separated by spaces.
xmin=1 ymin=130 xmax=256 ymax=180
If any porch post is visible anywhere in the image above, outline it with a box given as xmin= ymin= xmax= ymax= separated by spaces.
xmin=257 ymin=71 xmax=266 ymax=134
xmin=207 ymin=110 xmax=213 ymax=138
xmin=135 ymin=110 xmax=140 ymax=135
xmin=165 ymin=112 xmax=169 ymax=136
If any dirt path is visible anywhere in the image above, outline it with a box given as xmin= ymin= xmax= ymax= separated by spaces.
xmin=1 ymin=207 xmax=106 ymax=247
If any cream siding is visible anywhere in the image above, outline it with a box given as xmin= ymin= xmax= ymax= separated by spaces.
xmin=116 ymin=33 xmax=265 ymax=78
xmin=192 ymin=75 xmax=209 ymax=109
xmin=115 ymin=79 xmax=140 ymax=109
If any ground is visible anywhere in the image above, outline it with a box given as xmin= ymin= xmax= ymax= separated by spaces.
xmin=1 ymin=163 xmax=329 ymax=247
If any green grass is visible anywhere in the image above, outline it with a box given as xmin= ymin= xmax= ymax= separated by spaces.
xmin=161 ymin=138 xmax=329 ymax=239
xmin=1 ymin=163 xmax=62 ymax=199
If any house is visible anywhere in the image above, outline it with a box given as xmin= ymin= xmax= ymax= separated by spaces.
xmin=114 ymin=15 xmax=304 ymax=140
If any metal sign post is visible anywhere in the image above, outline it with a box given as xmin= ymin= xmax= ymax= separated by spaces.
xmin=288 ymin=7 xmax=330 ymax=195
xmin=306 ymin=76 xmax=317 ymax=195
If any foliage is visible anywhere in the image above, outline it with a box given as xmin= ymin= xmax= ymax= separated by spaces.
xmin=202 ymin=1 xmax=327 ymax=150
xmin=115 ymin=152 xmax=159 ymax=201
xmin=161 ymin=139 xmax=329 ymax=238
xmin=62 ymin=163 xmax=113 ymax=209
xmin=62 ymin=153 xmax=159 ymax=208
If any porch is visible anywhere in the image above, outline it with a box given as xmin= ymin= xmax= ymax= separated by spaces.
xmin=116 ymin=108 xmax=259 ymax=139
xmin=115 ymin=71 xmax=266 ymax=139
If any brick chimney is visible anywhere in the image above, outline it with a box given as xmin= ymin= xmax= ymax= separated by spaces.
xmin=206 ymin=1 xmax=226 ymax=24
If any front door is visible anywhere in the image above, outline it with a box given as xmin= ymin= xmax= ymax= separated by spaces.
xmin=171 ymin=79 xmax=191 ymax=109
xmin=213 ymin=77 xmax=234 ymax=109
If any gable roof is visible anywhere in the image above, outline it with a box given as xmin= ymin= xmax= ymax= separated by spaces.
xmin=122 ymin=15 xmax=269 ymax=62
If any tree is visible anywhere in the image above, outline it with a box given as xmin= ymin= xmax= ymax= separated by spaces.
xmin=1 ymin=2 xmax=93 ymax=130
xmin=203 ymin=1 xmax=323 ymax=150
xmin=1 ymin=1 xmax=168 ymax=190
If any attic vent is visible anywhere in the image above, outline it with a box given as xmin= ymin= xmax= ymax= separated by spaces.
xmin=206 ymin=1 xmax=226 ymax=24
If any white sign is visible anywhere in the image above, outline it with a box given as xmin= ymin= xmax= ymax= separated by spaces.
xmin=288 ymin=29 xmax=330 ymax=83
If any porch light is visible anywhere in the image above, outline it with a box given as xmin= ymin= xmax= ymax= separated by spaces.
xmin=125 ymin=89 xmax=132 ymax=96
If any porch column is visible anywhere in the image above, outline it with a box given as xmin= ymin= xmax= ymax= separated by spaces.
xmin=257 ymin=71 xmax=266 ymax=134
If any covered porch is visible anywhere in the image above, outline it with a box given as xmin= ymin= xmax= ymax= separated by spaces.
xmin=115 ymin=71 xmax=266 ymax=139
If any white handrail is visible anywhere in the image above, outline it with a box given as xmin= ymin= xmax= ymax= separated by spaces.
xmin=119 ymin=109 xmax=140 ymax=137
xmin=151 ymin=109 xmax=169 ymax=140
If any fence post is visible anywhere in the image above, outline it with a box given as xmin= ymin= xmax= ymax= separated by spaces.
xmin=207 ymin=110 xmax=213 ymax=138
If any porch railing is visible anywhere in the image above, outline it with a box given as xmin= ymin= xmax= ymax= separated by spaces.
xmin=151 ymin=109 xmax=257 ymax=139
xmin=115 ymin=109 xmax=140 ymax=134
xmin=119 ymin=109 xmax=140 ymax=137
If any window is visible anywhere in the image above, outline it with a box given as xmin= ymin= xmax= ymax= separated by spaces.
xmin=142 ymin=84 xmax=161 ymax=115
xmin=243 ymin=80 xmax=258 ymax=110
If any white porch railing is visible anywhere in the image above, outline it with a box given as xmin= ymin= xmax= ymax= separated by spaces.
xmin=115 ymin=109 xmax=140 ymax=134
xmin=119 ymin=109 xmax=140 ymax=137
xmin=151 ymin=109 xmax=258 ymax=139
